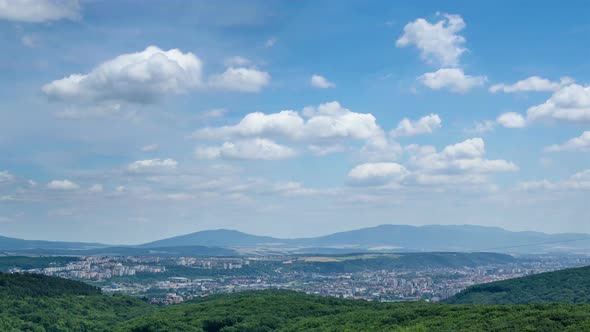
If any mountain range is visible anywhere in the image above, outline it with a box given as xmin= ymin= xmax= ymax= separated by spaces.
xmin=1 ymin=224 xmax=589 ymax=255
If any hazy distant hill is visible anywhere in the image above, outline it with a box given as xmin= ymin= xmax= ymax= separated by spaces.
xmin=446 ymin=265 xmax=590 ymax=304
xmin=140 ymin=229 xmax=286 ymax=248
xmin=8 ymin=245 xmax=237 ymax=257
xmin=1 ymin=224 xmax=589 ymax=255
xmin=0 ymin=235 xmax=107 ymax=251
xmin=139 ymin=224 xmax=590 ymax=254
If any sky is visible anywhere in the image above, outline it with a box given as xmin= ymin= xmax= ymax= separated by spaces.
xmin=0 ymin=0 xmax=589 ymax=244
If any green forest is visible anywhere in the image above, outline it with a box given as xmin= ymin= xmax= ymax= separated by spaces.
xmin=446 ymin=265 xmax=590 ymax=305
xmin=2 ymin=268 xmax=590 ymax=331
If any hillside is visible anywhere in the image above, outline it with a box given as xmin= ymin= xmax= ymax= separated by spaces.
xmin=2 ymin=273 xmax=590 ymax=331
xmin=282 ymin=252 xmax=516 ymax=273
xmin=116 ymin=290 xmax=590 ymax=331
xmin=0 ymin=272 xmax=154 ymax=332
xmin=0 ymin=235 xmax=107 ymax=250
xmin=139 ymin=224 xmax=590 ymax=254
xmin=447 ymin=265 xmax=590 ymax=305
xmin=140 ymin=229 xmax=284 ymax=248
xmin=2 ymin=224 xmax=590 ymax=255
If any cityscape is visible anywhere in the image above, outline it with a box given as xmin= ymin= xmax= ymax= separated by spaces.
xmin=10 ymin=254 xmax=590 ymax=305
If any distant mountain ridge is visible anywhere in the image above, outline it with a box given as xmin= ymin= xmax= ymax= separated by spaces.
xmin=139 ymin=224 xmax=590 ymax=253
xmin=0 ymin=235 xmax=107 ymax=251
xmin=139 ymin=229 xmax=283 ymax=248
xmin=1 ymin=224 xmax=589 ymax=254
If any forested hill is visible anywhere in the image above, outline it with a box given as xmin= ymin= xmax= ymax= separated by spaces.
xmin=3 ymin=272 xmax=590 ymax=331
xmin=115 ymin=290 xmax=590 ymax=331
xmin=0 ymin=273 xmax=154 ymax=331
xmin=0 ymin=272 xmax=100 ymax=297
xmin=446 ymin=265 xmax=590 ymax=304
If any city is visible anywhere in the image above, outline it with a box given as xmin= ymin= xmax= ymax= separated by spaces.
xmin=9 ymin=254 xmax=590 ymax=305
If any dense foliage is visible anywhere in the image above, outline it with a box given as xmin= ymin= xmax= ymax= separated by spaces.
xmin=116 ymin=290 xmax=590 ymax=332
xmin=0 ymin=272 xmax=100 ymax=297
xmin=0 ymin=273 xmax=154 ymax=332
xmin=3 ymin=271 xmax=590 ymax=331
xmin=283 ymin=252 xmax=515 ymax=273
xmin=447 ymin=265 xmax=590 ymax=304
xmin=0 ymin=256 xmax=80 ymax=272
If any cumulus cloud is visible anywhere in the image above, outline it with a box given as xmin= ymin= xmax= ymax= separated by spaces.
xmin=209 ymin=67 xmax=270 ymax=92
xmin=489 ymin=76 xmax=574 ymax=93
xmin=410 ymin=137 xmax=518 ymax=175
xmin=195 ymin=138 xmax=296 ymax=160
xmin=0 ymin=0 xmax=80 ymax=22
xmin=526 ymin=84 xmax=590 ymax=123
xmin=43 ymin=46 xmax=203 ymax=104
xmin=141 ymin=144 xmax=160 ymax=152
xmin=497 ymin=112 xmax=526 ymax=128
xmin=0 ymin=171 xmax=14 ymax=183
xmin=89 ymin=184 xmax=103 ymax=192
xmin=345 ymin=138 xmax=516 ymax=188
xmin=224 ymin=56 xmax=251 ymax=67
xmin=310 ymin=75 xmax=335 ymax=88
xmin=545 ymin=131 xmax=590 ymax=152
xmin=465 ymin=120 xmax=496 ymax=134
xmin=418 ymin=68 xmax=486 ymax=93
xmin=193 ymin=101 xmax=388 ymax=149
xmin=519 ymin=169 xmax=590 ymax=191
xmin=390 ymin=114 xmax=441 ymax=137
xmin=127 ymin=159 xmax=178 ymax=172
xmin=20 ymin=34 xmax=37 ymax=48
xmin=47 ymin=179 xmax=79 ymax=190
xmin=264 ymin=37 xmax=277 ymax=48
xmin=348 ymin=162 xmax=408 ymax=186
xmin=308 ymin=144 xmax=347 ymax=156
xmin=396 ymin=13 xmax=466 ymax=67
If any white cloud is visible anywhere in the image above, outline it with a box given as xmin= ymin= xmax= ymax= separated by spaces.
xmin=497 ymin=112 xmax=526 ymax=128
xmin=466 ymin=120 xmax=496 ymax=134
xmin=195 ymin=139 xmax=296 ymax=161
xmin=308 ymin=144 xmax=347 ymax=156
xmin=310 ymin=75 xmax=335 ymax=89
xmin=519 ymin=169 xmax=590 ymax=191
xmin=127 ymin=159 xmax=178 ymax=172
xmin=418 ymin=68 xmax=486 ymax=93
xmin=209 ymin=67 xmax=270 ymax=92
xmin=195 ymin=110 xmax=304 ymax=139
xmin=489 ymin=76 xmax=574 ymax=93
xmin=348 ymin=162 xmax=408 ymax=186
xmin=20 ymin=34 xmax=36 ymax=47
xmin=0 ymin=0 xmax=80 ymax=22
xmin=193 ymin=101 xmax=388 ymax=149
xmin=89 ymin=184 xmax=103 ymax=192
xmin=43 ymin=46 xmax=203 ymax=104
xmin=396 ymin=13 xmax=466 ymax=67
xmin=47 ymin=179 xmax=79 ymax=190
xmin=0 ymin=171 xmax=14 ymax=183
xmin=526 ymin=84 xmax=590 ymax=123
xmin=201 ymin=108 xmax=228 ymax=119
xmin=224 ymin=56 xmax=251 ymax=67
xmin=0 ymin=195 xmax=15 ymax=202
xmin=54 ymin=103 xmax=127 ymax=119
xmin=272 ymin=182 xmax=329 ymax=197
xmin=390 ymin=114 xmax=441 ymax=137
xmin=545 ymin=131 xmax=590 ymax=152
xmin=141 ymin=144 xmax=160 ymax=152
xmin=264 ymin=37 xmax=277 ymax=48
xmin=407 ymin=138 xmax=518 ymax=184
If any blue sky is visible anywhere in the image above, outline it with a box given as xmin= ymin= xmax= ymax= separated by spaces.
xmin=0 ymin=0 xmax=588 ymax=244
